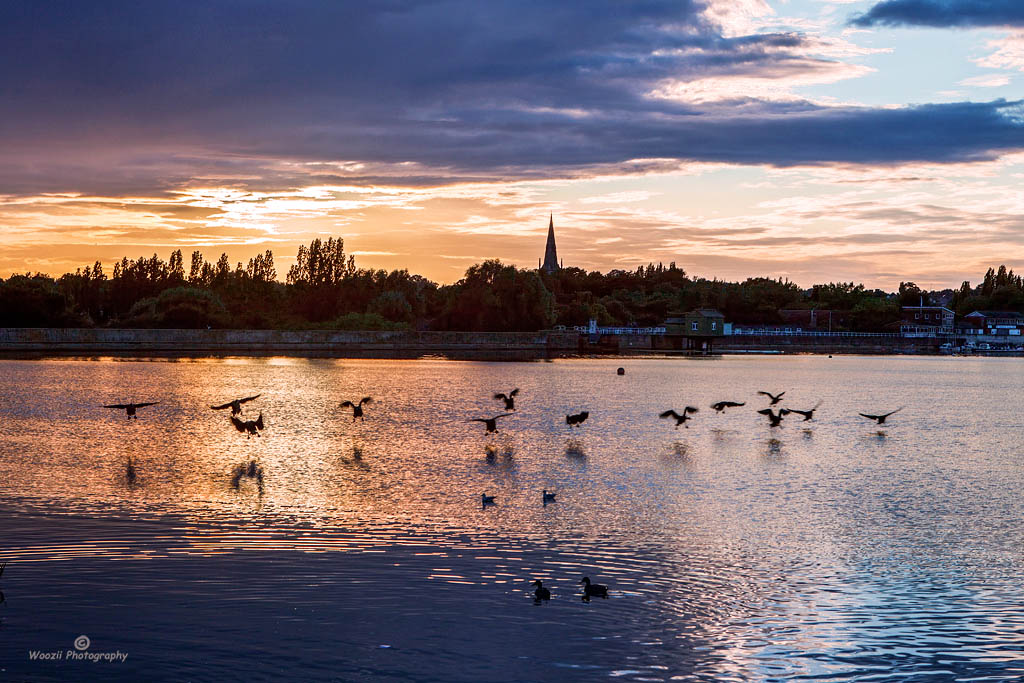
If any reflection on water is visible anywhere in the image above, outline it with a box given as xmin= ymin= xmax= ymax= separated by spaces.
xmin=3 ymin=355 xmax=1024 ymax=680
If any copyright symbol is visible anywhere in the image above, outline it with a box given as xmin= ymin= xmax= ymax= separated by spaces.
xmin=74 ymin=635 xmax=90 ymax=651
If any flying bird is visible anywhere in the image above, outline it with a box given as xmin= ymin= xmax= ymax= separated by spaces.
xmin=859 ymin=407 xmax=903 ymax=424
xmin=660 ymin=407 xmax=699 ymax=428
xmin=566 ymin=411 xmax=589 ymax=428
xmin=757 ymin=391 xmax=785 ymax=405
xmin=781 ymin=401 xmax=822 ymax=421
xmin=102 ymin=402 xmax=158 ymax=419
xmin=210 ymin=394 xmax=260 ymax=416
xmin=757 ymin=408 xmax=784 ymax=427
xmin=711 ymin=401 xmax=745 ymax=412
xmin=532 ymin=580 xmax=551 ymax=601
xmin=469 ymin=414 xmax=513 ymax=433
xmin=493 ymin=388 xmax=520 ymax=410
xmin=340 ymin=397 xmax=373 ymax=421
xmin=579 ymin=576 xmax=609 ymax=600
xmin=231 ymin=413 xmax=265 ymax=438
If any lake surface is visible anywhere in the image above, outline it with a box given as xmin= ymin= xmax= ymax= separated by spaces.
xmin=2 ymin=355 xmax=1024 ymax=681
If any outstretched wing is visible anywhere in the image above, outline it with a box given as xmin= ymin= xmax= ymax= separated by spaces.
xmin=132 ymin=402 xmax=159 ymax=409
xmin=255 ymin=413 xmax=264 ymax=430
xmin=230 ymin=415 xmax=247 ymax=432
xmin=340 ymin=400 xmax=355 ymax=409
xmin=492 ymin=413 xmax=514 ymax=420
xmin=469 ymin=418 xmax=488 ymax=423
xmin=359 ymin=397 xmax=373 ymax=406
xmin=238 ymin=394 xmax=261 ymax=404
xmin=727 ymin=401 xmax=745 ymax=407
xmin=881 ymin=407 xmax=904 ymax=418
xmin=210 ymin=401 xmax=233 ymax=410
xmin=659 ymin=409 xmax=680 ymax=420
xmin=684 ymin=406 xmax=699 ymax=414
xmin=757 ymin=391 xmax=774 ymax=398
xmin=510 ymin=388 xmax=520 ymax=397
xmin=757 ymin=408 xmax=774 ymax=416
xmin=103 ymin=404 xmax=129 ymax=409
xmin=859 ymin=413 xmax=879 ymax=420
xmin=493 ymin=393 xmax=508 ymax=401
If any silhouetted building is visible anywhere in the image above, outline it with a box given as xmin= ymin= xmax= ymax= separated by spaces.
xmin=540 ymin=214 xmax=560 ymax=274
xmin=899 ymin=305 xmax=954 ymax=337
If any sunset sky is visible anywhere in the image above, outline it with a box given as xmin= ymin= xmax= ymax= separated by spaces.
xmin=3 ymin=0 xmax=1024 ymax=288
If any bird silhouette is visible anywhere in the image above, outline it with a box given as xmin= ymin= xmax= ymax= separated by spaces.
xmin=469 ymin=414 xmax=513 ymax=433
xmin=340 ymin=397 xmax=373 ymax=421
xmin=757 ymin=391 xmax=785 ymax=405
xmin=757 ymin=408 xmax=784 ymax=427
xmin=125 ymin=457 xmax=137 ymax=484
xmin=231 ymin=413 xmax=264 ymax=437
xmin=210 ymin=394 xmax=260 ymax=416
xmin=532 ymin=580 xmax=551 ymax=601
xmin=580 ymin=576 xmax=608 ymax=600
xmin=660 ymin=407 xmax=699 ymax=428
xmin=481 ymin=493 xmax=496 ymax=508
xmin=711 ymin=401 xmax=745 ymax=412
xmin=102 ymin=402 xmax=158 ymax=419
xmin=566 ymin=411 xmax=589 ymax=428
xmin=543 ymin=489 xmax=556 ymax=505
xmin=781 ymin=401 xmax=822 ymax=421
xmin=859 ymin=407 xmax=903 ymax=424
xmin=493 ymin=388 xmax=520 ymax=410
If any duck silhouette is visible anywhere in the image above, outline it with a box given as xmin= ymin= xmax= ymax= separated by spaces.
xmin=781 ymin=401 xmax=822 ymax=421
xmin=757 ymin=408 xmax=784 ymax=427
xmin=210 ymin=394 xmax=260 ymax=416
xmin=580 ymin=576 xmax=608 ymax=600
xmin=231 ymin=413 xmax=264 ymax=438
xmin=542 ymin=489 xmax=556 ymax=505
xmin=340 ymin=397 xmax=373 ymax=421
xmin=532 ymin=580 xmax=551 ymax=601
xmin=757 ymin=391 xmax=785 ymax=405
xmin=102 ymin=401 xmax=158 ymax=419
xmin=660 ymin=407 xmax=699 ymax=428
xmin=469 ymin=414 xmax=513 ymax=433
xmin=566 ymin=411 xmax=589 ymax=428
xmin=493 ymin=388 xmax=520 ymax=410
xmin=481 ymin=493 xmax=496 ymax=508
xmin=859 ymin=407 xmax=903 ymax=424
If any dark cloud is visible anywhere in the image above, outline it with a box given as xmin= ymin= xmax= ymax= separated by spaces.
xmin=2 ymin=0 xmax=1024 ymax=195
xmin=851 ymin=0 xmax=1024 ymax=28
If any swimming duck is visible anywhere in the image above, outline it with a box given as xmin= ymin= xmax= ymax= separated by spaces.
xmin=579 ymin=576 xmax=608 ymax=599
xmin=481 ymin=493 xmax=496 ymax=508
xmin=543 ymin=489 xmax=556 ymax=505
xmin=532 ymin=580 xmax=551 ymax=600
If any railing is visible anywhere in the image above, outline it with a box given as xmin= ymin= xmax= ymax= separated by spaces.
xmin=572 ymin=326 xmax=666 ymax=335
xmin=731 ymin=328 xmax=900 ymax=338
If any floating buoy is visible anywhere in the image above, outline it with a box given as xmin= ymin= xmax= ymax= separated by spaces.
xmin=616 ymin=367 xmax=625 ymax=375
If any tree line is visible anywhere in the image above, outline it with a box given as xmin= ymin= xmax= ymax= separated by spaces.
xmin=0 ymin=237 xmax=1017 ymax=331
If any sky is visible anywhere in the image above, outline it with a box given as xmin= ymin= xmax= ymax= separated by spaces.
xmin=2 ymin=0 xmax=1024 ymax=289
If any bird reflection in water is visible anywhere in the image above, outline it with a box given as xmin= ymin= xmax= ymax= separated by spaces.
xmin=340 ymin=445 xmax=371 ymax=471
xmin=564 ymin=439 xmax=585 ymax=459
xmin=231 ymin=460 xmax=265 ymax=494
xmin=484 ymin=443 xmax=515 ymax=466
xmin=802 ymin=429 xmax=813 ymax=439
xmin=125 ymin=457 xmax=137 ymax=484
xmin=765 ymin=438 xmax=783 ymax=456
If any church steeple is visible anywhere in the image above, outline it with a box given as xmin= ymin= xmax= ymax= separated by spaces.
xmin=541 ymin=213 xmax=559 ymax=273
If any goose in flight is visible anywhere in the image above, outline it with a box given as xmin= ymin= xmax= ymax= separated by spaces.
xmin=757 ymin=391 xmax=785 ymax=405
xmin=493 ymin=388 xmax=520 ymax=410
xmin=211 ymin=394 xmax=260 ymax=416
xmin=711 ymin=401 xmax=745 ymax=412
xmin=231 ymin=413 xmax=264 ymax=438
xmin=660 ymin=407 xmax=699 ymax=428
xmin=469 ymin=414 xmax=513 ymax=433
xmin=532 ymin=580 xmax=551 ymax=601
xmin=579 ymin=576 xmax=609 ymax=600
xmin=757 ymin=408 xmax=784 ymax=427
xmin=859 ymin=407 xmax=903 ymax=424
xmin=566 ymin=411 xmax=589 ymax=428
xmin=340 ymin=397 xmax=373 ymax=421
xmin=102 ymin=402 xmax=158 ymax=419
xmin=781 ymin=401 xmax=822 ymax=421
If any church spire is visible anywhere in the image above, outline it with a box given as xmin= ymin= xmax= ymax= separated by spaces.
xmin=541 ymin=213 xmax=559 ymax=273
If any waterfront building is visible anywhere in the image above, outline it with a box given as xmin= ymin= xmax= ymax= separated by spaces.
xmin=899 ymin=306 xmax=954 ymax=337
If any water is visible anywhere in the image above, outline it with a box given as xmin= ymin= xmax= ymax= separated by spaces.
xmin=2 ymin=355 xmax=1024 ymax=681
